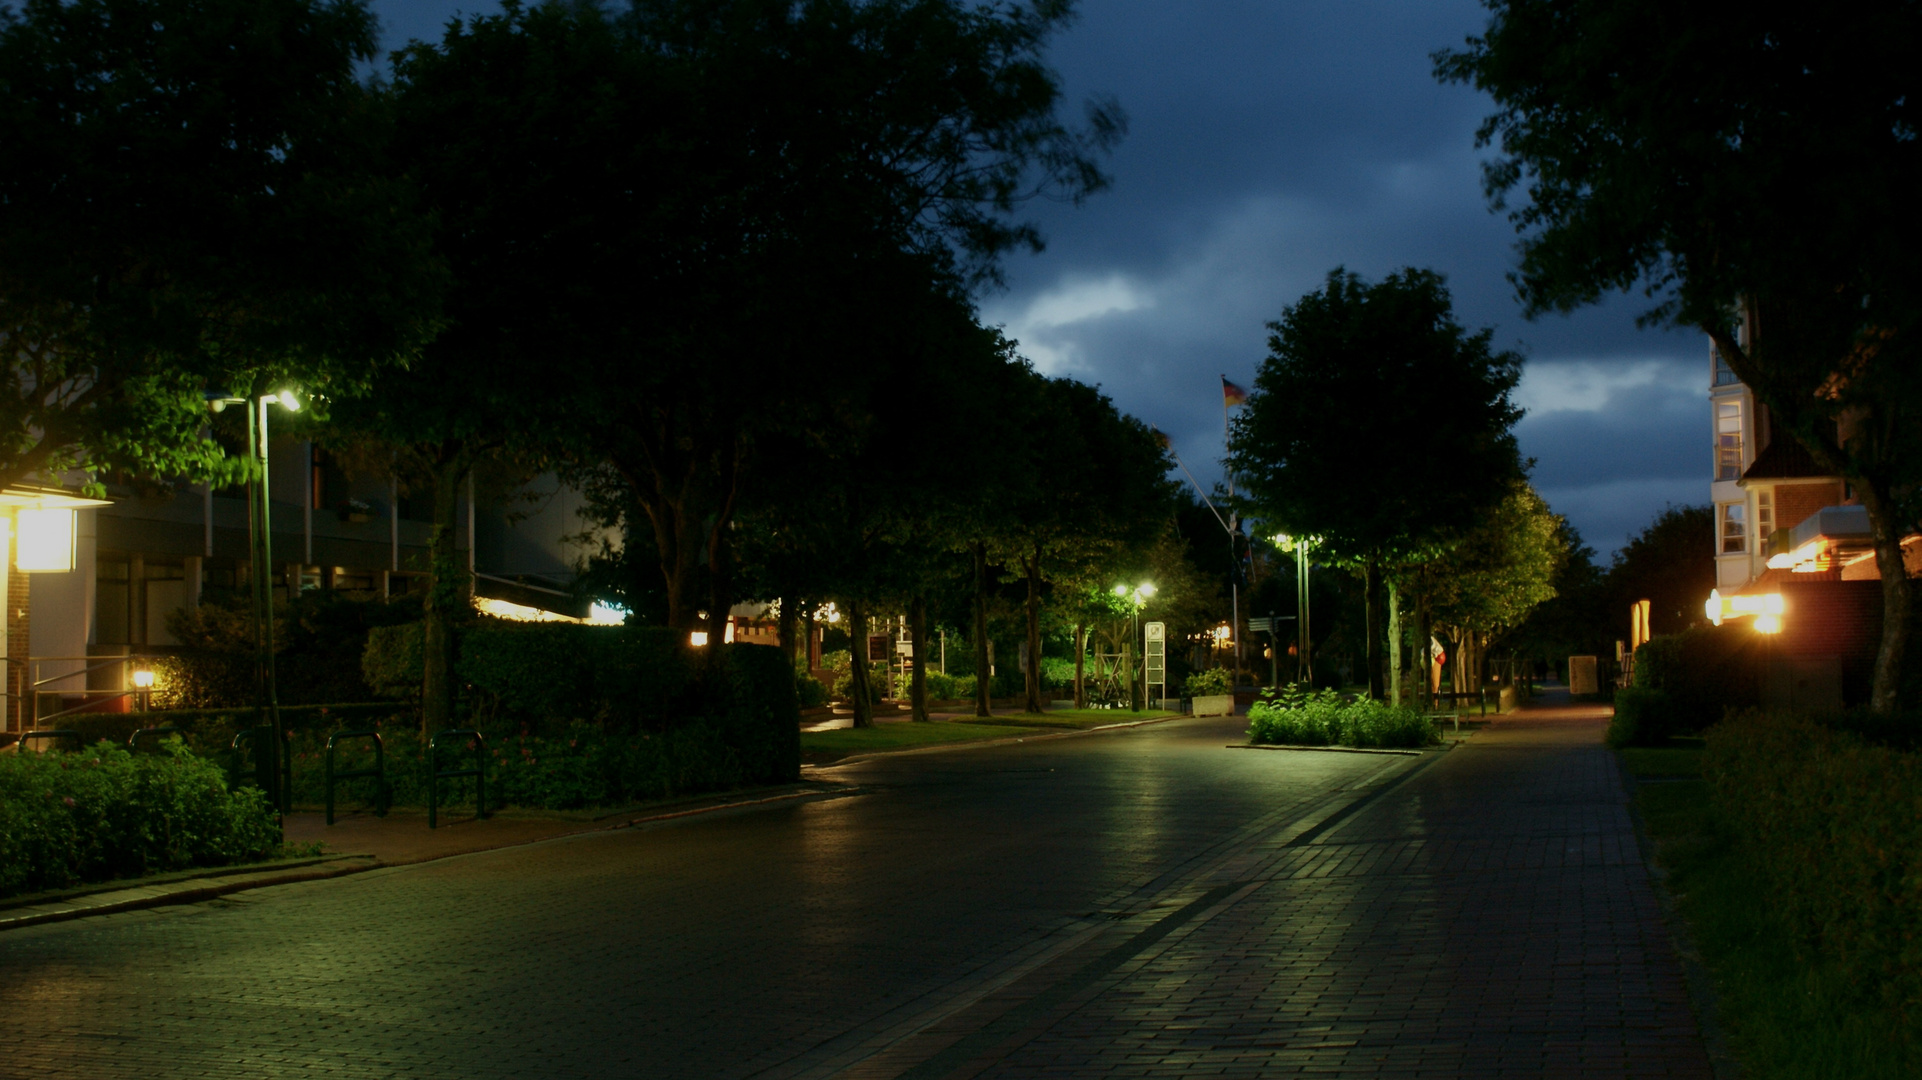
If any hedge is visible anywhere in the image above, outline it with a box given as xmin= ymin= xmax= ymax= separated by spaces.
xmin=1605 ymin=687 xmax=1685 ymax=747
xmin=1704 ymin=710 xmax=1922 ymax=1017
xmin=0 ymin=741 xmax=280 ymax=899
xmin=1631 ymin=626 xmax=1761 ymax=731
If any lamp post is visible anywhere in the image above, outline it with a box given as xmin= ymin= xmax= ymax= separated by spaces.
xmin=1113 ymin=582 xmax=1155 ymax=710
xmin=209 ymin=389 xmax=301 ymax=814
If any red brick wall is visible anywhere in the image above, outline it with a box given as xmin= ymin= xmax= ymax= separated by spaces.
xmin=1778 ymin=579 xmax=1881 ymax=704
xmin=1774 ymin=481 xmax=1845 ymax=535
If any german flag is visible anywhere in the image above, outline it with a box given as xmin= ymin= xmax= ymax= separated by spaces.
xmin=1221 ymin=376 xmax=1249 ymax=407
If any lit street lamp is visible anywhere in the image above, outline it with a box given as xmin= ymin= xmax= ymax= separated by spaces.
xmin=208 ymin=389 xmax=302 ymax=814
xmin=1113 ymin=583 xmax=1155 ymax=710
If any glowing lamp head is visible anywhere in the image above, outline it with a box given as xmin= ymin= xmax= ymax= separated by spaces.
xmin=1755 ymin=614 xmax=1783 ymax=635
xmin=1113 ymin=585 xmax=1128 ymax=597
xmin=131 ymin=668 xmax=156 ymax=689
xmin=273 ymin=389 xmax=300 ymax=412
xmin=689 ymin=630 xmax=709 ymax=647
xmin=1138 ymin=583 xmax=1156 ymax=598
xmin=15 ymin=507 xmax=76 ymax=572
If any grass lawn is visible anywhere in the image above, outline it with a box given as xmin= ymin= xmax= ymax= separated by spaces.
xmin=802 ymin=708 xmax=1182 ymax=763
xmin=1620 ymin=743 xmax=1920 ymax=1080
xmin=802 ymin=720 xmax=1038 ymax=763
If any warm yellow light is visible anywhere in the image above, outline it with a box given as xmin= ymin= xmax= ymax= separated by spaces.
xmin=274 ymin=389 xmax=300 ymax=412
xmin=131 ymin=669 xmax=156 ymax=689
xmin=1755 ymin=614 xmax=1782 ymax=635
xmin=1113 ymin=584 xmax=1128 ymax=597
xmin=473 ymin=596 xmax=580 ymax=623
xmin=1138 ymin=583 xmax=1156 ymax=598
xmin=15 ymin=507 xmax=75 ymax=572
xmin=690 ymin=630 xmax=709 ymax=647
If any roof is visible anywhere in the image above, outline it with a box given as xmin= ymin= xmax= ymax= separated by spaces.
xmin=1741 ymin=436 xmax=1833 ymax=482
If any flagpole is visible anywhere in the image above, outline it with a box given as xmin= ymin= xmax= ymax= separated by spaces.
xmin=1221 ymin=375 xmax=1241 ymax=678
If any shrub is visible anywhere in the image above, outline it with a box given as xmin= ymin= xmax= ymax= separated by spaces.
xmin=1185 ymin=668 xmax=1234 ymax=697
xmin=161 ymin=591 xmax=416 ymax=707
xmin=1246 ymin=686 xmax=1436 ymax=749
xmin=0 ymin=740 xmax=280 ymax=898
xmin=363 ymin=622 xmax=423 ymax=698
xmin=1606 ymin=687 xmax=1684 ymax=747
xmin=1632 ymin=626 xmax=1760 ymax=730
xmin=1704 ymin=710 xmax=1922 ymax=1017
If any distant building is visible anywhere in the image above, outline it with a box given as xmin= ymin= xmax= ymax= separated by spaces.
xmin=5 ymin=436 xmax=600 ymax=729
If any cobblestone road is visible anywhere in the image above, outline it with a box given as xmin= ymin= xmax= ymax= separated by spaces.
xmin=0 ymin=701 xmax=1710 ymax=1078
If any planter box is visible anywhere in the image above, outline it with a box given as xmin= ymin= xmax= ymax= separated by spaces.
xmin=1191 ymin=693 xmax=1235 ymax=717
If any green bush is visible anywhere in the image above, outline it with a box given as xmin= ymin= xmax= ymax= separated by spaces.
xmin=1606 ymin=687 xmax=1684 ymax=747
xmin=1039 ymin=656 xmax=1077 ymax=690
xmin=0 ymin=740 xmax=280 ymax=898
xmin=1185 ymin=668 xmax=1234 ymax=696
xmin=1705 ymin=710 xmax=1922 ymax=1018
xmin=160 ymin=591 xmax=417 ymax=707
xmin=889 ymin=669 xmax=977 ymax=702
xmin=1633 ymin=626 xmax=1760 ymax=729
xmin=1246 ymin=686 xmax=1436 ymax=749
xmin=363 ymin=622 xmax=423 ymax=698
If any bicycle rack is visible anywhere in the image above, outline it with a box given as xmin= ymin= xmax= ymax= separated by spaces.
xmin=427 ymin=728 xmax=488 ymax=829
xmin=16 ymin=729 xmax=83 ymax=753
xmin=128 ymin=726 xmax=183 ymax=753
xmin=229 ymin=725 xmax=287 ymax=804
xmin=325 ymin=729 xmax=388 ymax=825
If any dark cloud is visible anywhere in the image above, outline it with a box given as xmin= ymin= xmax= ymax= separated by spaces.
xmin=370 ymin=0 xmax=1704 ymax=556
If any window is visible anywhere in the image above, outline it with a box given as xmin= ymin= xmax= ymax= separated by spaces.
xmin=1721 ymin=502 xmax=1747 ymax=554
xmin=1755 ymin=489 xmax=1774 ymax=549
xmin=1715 ymin=400 xmax=1744 ymax=480
xmin=1713 ymin=351 xmax=1740 ymax=386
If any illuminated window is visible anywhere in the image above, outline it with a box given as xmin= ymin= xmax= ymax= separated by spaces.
xmin=1720 ymin=502 xmax=1747 ymax=554
xmin=1715 ymin=401 xmax=1744 ymax=480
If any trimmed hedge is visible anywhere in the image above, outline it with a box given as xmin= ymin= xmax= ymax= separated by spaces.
xmin=1632 ymin=626 xmax=1760 ymax=731
xmin=1246 ymin=686 xmax=1437 ymax=749
xmin=1705 ymin=710 xmax=1922 ymax=1018
xmin=0 ymin=741 xmax=280 ymax=898
xmin=1606 ymin=687 xmax=1685 ymax=747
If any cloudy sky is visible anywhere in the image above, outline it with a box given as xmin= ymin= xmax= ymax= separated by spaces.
xmin=372 ymin=0 xmax=1708 ymax=558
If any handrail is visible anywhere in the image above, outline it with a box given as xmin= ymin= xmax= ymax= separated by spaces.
xmin=16 ymin=729 xmax=84 ymax=753
xmin=325 ymin=730 xmax=387 ymax=825
xmin=228 ymin=725 xmax=286 ymax=805
xmin=427 ymin=728 xmax=488 ymax=829
xmin=128 ymin=726 xmax=183 ymax=753
xmin=31 ymin=689 xmax=139 ymax=725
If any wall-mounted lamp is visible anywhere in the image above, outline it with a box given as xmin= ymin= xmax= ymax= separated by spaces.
xmin=15 ymin=507 xmax=77 ymax=572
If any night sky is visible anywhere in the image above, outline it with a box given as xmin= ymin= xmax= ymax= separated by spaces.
xmin=372 ymin=0 xmax=1707 ymax=558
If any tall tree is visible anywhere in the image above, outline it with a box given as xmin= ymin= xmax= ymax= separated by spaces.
xmin=0 ymin=0 xmax=440 ymax=491
xmin=1228 ymin=267 xmax=1526 ymax=699
xmin=1606 ymin=505 xmax=1716 ymax=638
xmin=1437 ymin=3 xmax=1922 ymax=712
xmin=577 ymin=0 xmax=1123 ymax=652
xmin=1422 ymin=482 xmax=1566 ymax=692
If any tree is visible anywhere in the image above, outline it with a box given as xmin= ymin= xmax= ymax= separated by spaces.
xmin=1228 ymin=267 xmax=1526 ymax=699
xmin=989 ymin=371 xmax=1174 ymax=713
xmin=1437 ymin=3 xmax=1922 ymax=713
xmin=0 ymin=0 xmax=440 ymax=491
xmin=574 ymin=0 xmax=1123 ymax=653
xmin=1607 ymin=505 xmax=1716 ymax=638
xmin=1422 ymin=482 xmax=1566 ymax=692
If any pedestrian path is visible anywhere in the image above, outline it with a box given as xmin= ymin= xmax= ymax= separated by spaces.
xmin=848 ymin=689 xmax=1715 ymax=1078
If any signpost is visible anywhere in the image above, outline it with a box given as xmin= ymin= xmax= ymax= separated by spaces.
xmin=1144 ymin=622 xmax=1166 ymax=709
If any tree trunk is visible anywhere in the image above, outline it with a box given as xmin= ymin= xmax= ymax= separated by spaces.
xmin=1857 ymin=482 xmax=1914 ymax=715
xmin=972 ymin=542 xmax=991 ymax=718
xmin=847 ymin=599 xmax=873 ymax=728
xmin=421 ymin=449 xmax=472 ymax=735
xmin=909 ymin=595 xmax=930 ymax=722
xmin=1073 ymin=622 xmax=1087 ymax=708
xmin=1362 ymin=560 xmax=1386 ymax=700
xmin=777 ymin=593 xmax=799 ymax=669
xmin=1387 ymin=579 xmax=1402 ymax=707
xmin=1417 ymin=592 xmax=1434 ymax=712
xmin=1023 ymin=547 xmax=1043 ymax=714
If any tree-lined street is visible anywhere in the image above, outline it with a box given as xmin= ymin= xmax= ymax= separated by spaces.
xmin=0 ymin=704 xmax=1709 ymax=1078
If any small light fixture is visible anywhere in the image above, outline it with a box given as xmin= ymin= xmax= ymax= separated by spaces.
xmin=15 ymin=507 xmax=77 ymax=572
xmin=131 ymin=668 xmax=156 ymax=689
xmin=1755 ymin=614 xmax=1783 ymax=635
xmin=690 ymin=630 xmax=709 ymax=647
xmin=274 ymin=389 xmax=301 ymax=412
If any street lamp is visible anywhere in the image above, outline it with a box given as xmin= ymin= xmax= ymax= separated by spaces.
xmin=1114 ymin=583 xmax=1154 ymax=710
xmin=208 ymin=388 xmax=302 ymax=814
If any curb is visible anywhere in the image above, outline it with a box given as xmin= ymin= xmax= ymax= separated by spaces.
xmin=1226 ymin=743 xmax=1432 ymax=757
xmin=0 ymin=857 xmax=379 ymax=934
xmin=803 ymin=713 xmax=1190 ymax=769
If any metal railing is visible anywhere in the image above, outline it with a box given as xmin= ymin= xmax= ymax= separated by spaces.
xmin=21 ymin=654 xmax=159 ymax=728
xmin=14 ymin=729 xmax=82 ymax=753
xmin=229 ymin=725 xmax=287 ymax=806
xmin=427 ymin=729 xmax=488 ymax=829
xmin=325 ymin=730 xmax=387 ymax=825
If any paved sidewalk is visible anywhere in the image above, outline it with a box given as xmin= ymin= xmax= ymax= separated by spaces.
xmin=854 ymin=689 xmax=1715 ymax=1078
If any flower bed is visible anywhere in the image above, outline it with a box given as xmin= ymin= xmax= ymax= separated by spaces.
xmin=1246 ymin=686 xmax=1437 ymax=749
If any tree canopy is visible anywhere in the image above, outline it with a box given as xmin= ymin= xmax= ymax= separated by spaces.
xmin=0 ymin=0 xmax=442 ymax=491
xmin=1437 ymin=2 xmax=1922 ymax=712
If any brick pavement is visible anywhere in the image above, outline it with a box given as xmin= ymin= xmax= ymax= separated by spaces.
xmin=0 ymin=700 xmax=1713 ymax=1078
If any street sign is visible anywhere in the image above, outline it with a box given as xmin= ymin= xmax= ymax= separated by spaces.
xmin=1144 ymin=622 xmax=1166 ymax=704
xmin=1247 ymin=617 xmax=1270 ymax=633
